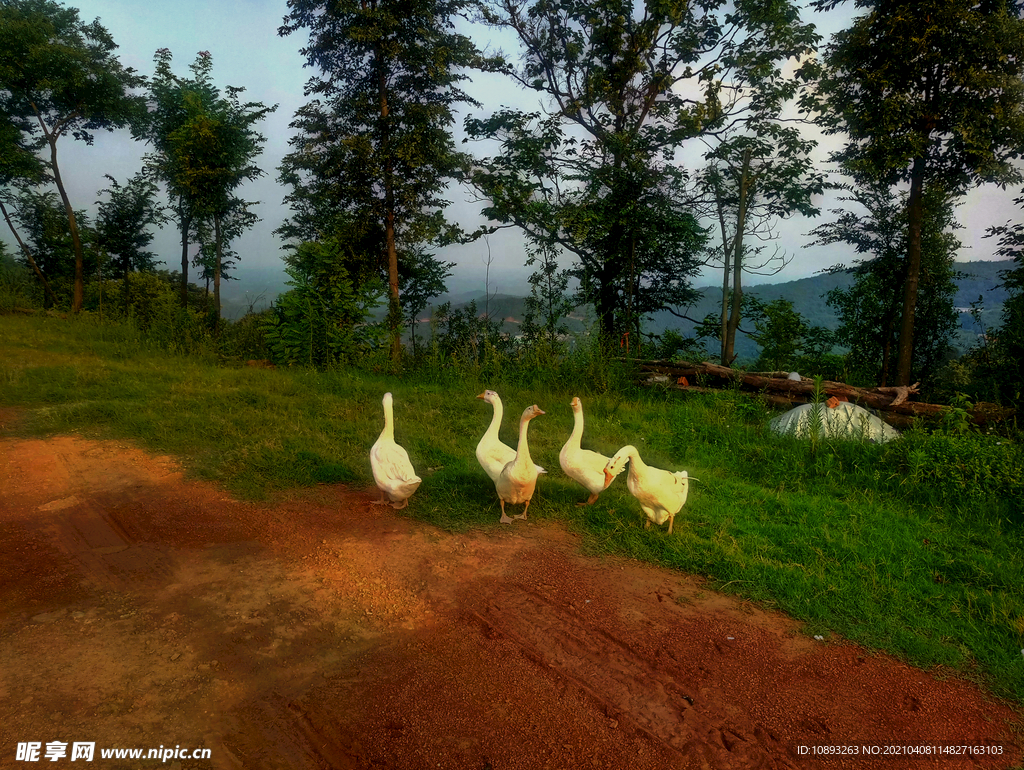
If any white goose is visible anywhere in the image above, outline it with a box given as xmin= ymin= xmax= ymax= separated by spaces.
xmin=603 ymin=446 xmax=692 ymax=534
xmin=369 ymin=392 xmax=422 ymax=510
xmin=559 ymin=397 xmax=613 ymax=506
xmin=475 ymin=390 xmax=546 ymax=482
xmin=495 ymin=404 xmax=545 ymax=524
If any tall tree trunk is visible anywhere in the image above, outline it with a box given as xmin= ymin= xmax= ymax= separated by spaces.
xmin=376 ymin=35 xmax=402 ymax=365
xmin=599 ymin=213 xmax=628 ymax=344
xmin=714 ymin=178 xmax=731 ymax=365
xmin=598 ymin=258 xmax=618 ymax=342
xmin=627 ymin=234 xmax=638 ymax=350
xmin=1 ymin=199 xmax=59 ymax=307
xmin=46 ymin=135 xmax=86 ymax=314
xmin=897 ymin=155 xmax=927 ymax=386
xmin=880 ymin=333 xmax=892 ymax=387
xmin=179 ymin=200 xmax=191 ymax=309
xmin=213 ymin=213 xmax=222 ymax=331
xmin=725 ymin=148 xmax=753 ymax=366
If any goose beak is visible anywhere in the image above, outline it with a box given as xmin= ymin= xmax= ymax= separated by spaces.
xmin=604 ymin=469 xmax=614 ymax=488
xmin=535 ymin=406 xmax=545 ymax=415
xmin=475 ymin=392 xmax=486 ymax=400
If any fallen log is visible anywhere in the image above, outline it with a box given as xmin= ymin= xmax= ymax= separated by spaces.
xmin=633 ymin=359 xmax=1016 ymax=428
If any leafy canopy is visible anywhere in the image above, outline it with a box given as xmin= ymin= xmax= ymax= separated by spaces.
xmin=466 ymin=0 xmax=819 ymax=339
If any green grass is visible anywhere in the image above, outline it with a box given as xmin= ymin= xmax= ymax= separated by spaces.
xmin=3 ymin=312 xmax=1024 ymax=707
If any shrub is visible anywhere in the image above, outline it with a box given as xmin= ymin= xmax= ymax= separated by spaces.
xmin=0 ymin=257 xmax=38 ymax=313
xmin=262 ymin=241 xmax=385 ymax=369
xmin=878 ymin=428 xmax=1024 ymax=512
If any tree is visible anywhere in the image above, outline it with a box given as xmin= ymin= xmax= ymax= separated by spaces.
xmin=810 ymin=183 xmax=963 ymax=386
xmin=520 ymin=239 xmax=574 ymax=350
xmin=806 ymin=0 xmax=1024 ymax=385
xmin=0 ymin=104 xmax=57 ymax=305
xmin=263 ymin=238 xmax=384 ymax=369
xmin=466 ymin=0 xmax=818 ymax=343
xmin=94 ymin=172 xmax=165 ymax=312
xmin=977 ymin=192 xmax=1024 ymax=405
xmin=136 ymin=49 xmax=221 ymax=309
xmin=189 ymin=196 xmax=257 ymax=302
xmin=743 ymin=296 xmax=835 ymax=373
xmin=6 ymin=187 xmax=91 ymax=295
xmin=698 ymin=123 xmax=823 ymax=365
xmin=0 ymin=0 xmax=145 ymax=313
xmin=164 ymin=78 xmax=275 ymax=326
xmin=399 ymin=250 xmax=453 ymax=357
xmin=279 ymin=0 xmax=490 ymax=365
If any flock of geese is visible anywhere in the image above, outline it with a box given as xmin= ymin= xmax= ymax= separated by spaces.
xmin=369 ymin=390 xmax=695 ymax=535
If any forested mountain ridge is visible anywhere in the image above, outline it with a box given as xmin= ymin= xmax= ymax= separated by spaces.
xmin=433 ymin=260 xmax=1011 ymax=361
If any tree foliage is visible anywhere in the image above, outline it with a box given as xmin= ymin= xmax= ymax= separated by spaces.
xmin=805 ymin=0 xmax=1024 ymax=385
xmin=136 ymin=49 xmax=221 ymax=307
xmin=0 ymin=0 xmax=145 ymax=312
xmin=699 ymin=123 xmax=823 ymax=364
xmin=520 ymin=239 xmax=574 ymax=350
xmin=94 ymin=172 xmax=165 ymax=291
xmin=163 ymin=72 xmax=275 ymax=325
xmin=278 ymin=0 xmax=488 ymax=364
xmin=971 ymin=192 xmax=1024 ymax=405
xmin=263 ymin=239 xmax=384 ymax=369
xmin=466 ymin=0 xmax=818 ymax=342
xmin=135 ymin=49 xmax=274 ymax=323
xmin=6 ymin=187 xmax=89 ymax=283
xmin=810 ymin=183 xmax=963 ymax=388
xmin=399 ymin=250 xmax=454 ymax=357
xmin=743 ymin=295 xmax=836 ymax=374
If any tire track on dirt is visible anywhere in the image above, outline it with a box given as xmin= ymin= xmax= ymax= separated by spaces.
xmin=468 ymin=583 xmax=798 ymax=769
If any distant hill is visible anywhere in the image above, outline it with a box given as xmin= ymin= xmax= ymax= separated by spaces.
xmin=215 ymin=259 xmax=1013 ymax=358
xmin=426 ymin=260 xmax=1012 ymax=362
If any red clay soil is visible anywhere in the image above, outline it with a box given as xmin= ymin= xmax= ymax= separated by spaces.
xmin=0 ymin=429 xmax=1021 ymax=770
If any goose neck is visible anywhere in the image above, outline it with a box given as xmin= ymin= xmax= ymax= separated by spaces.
xmin=381 ymin=398 xmax=395 ymax=441
xmin=569 ymin=407 xmax=584 ymax=446
xmin=486 ymin=397 xmax=503 ymax=436
xmin=517 ymin=415 xmax=533 ymax=465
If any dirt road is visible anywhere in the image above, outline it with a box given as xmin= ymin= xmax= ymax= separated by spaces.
xmin=0 ymin=430 xmax=1021 ymax=769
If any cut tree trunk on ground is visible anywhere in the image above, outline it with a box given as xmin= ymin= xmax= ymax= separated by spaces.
xmin=633 ymin=359 xmax=1015 ymax=429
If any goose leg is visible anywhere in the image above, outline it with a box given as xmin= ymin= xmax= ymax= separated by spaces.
xmin=667 ymin=515 xmax=674 ymax=535
xmin=371 ymin=490 xmax=390 ymax=506
xmin=499 ymin=500 xmax=513 ymax=525
xmin=513 ymin=500 xmax=530 ymax=521
xmin=576 ymin=492 xmax=600 ymax=507
xmin=391 ymin=498 xmax=409 ymax=510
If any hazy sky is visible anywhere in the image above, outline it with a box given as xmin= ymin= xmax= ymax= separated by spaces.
xmin=4 ymin=0 xmax=1019 ymax=299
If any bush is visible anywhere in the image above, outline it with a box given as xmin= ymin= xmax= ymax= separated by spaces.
xmin=878 ymin=428 xmax=1024 ymax=512
xmin=0 ymin=257 xmax=38 ymax=313
xmin=262 ymin=241 xmax=385 ymax=370
xmin=220 ymin=309 xmax=273 ymax=361
xmin=422 ymin=300 xmax=515 ymax=382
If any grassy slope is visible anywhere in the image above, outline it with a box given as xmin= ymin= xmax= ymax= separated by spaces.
xmin=2 ymin=312 xmax=1023 ymax=707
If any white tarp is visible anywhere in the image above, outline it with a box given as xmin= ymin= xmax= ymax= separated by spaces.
xmin=769 ymin=401 xmax=901 ymax=443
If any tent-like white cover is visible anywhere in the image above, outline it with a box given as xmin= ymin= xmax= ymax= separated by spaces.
xmin=769 ymin=401 xmax=901 ymax=443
